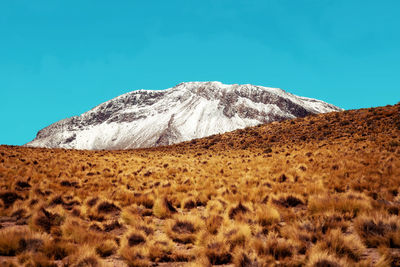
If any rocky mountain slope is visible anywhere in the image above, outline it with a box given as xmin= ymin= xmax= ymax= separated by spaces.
xmin=26 ymin=81 xmax=342 ymax=150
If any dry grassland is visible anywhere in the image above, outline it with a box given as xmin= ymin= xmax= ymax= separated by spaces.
xmin=0 ymin=104 xmax=399 ymax=266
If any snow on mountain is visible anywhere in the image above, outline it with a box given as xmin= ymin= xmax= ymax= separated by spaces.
xmin=26 ymin=81 xmax=343 ymax=150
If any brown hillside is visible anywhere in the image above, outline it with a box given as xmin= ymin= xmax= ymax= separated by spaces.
xmin=0 ymin=104 xmax=399 ymax=266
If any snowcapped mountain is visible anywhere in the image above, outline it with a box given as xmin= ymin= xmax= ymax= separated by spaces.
xmin=26 ymin=82 xmax=343 ymax=150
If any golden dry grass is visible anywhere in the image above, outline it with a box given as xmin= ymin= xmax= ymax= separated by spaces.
xmin=0 ymin=103 xmax=399 ymax=266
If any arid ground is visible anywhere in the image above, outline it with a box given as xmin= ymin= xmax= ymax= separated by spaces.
xmin=0 ymin=104 xmax=399 ymax=266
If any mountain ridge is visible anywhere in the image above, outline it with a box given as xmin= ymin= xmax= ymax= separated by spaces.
xmin=26 ymin=81 xmax=343 ymax=150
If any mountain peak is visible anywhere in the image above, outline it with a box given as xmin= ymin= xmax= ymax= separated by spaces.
xmin=26 ymin=82 xmax=343 ymax=150
xmin=175 ymin=81 xmax=226 ymax=87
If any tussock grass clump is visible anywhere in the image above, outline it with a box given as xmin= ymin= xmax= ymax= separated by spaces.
xmin=0 ymin=228 xmax=31 ymax=256
xmin=375 ymin=247 xmax=400 ymax=267
xmin=61 ymin=218 xmax=102 ymax=244
xmin=0 ymin=191 xmax=23 ymax=208
xmin=315 ymin=229 xmax=365 ymax=261
xmin=204 ymin=242 xmax=232 ymax=265
xmin=121 ymin=229 xmax=147 ymax=248
xmin=224 ymin=223 xmax=252 ymax=250
xmin=306 ymin=250 xmax=345 ymax=267
xmin=69 ymin=246 xmax=104 ymax=267
xmin=128 ymin=232 xmax=146 ymax=246
xmin=172 ymin=220 xmax=195 ymax=234
xmin=228 ymin=202 xmax=249 ymax=220
xmin=147 ymin=235 xmax=174 ymax=262
xmin=60 ymin=179 xmax=78 ymax=187
xmin=89 ymin=223 xmax=103 ymax=232
xmin=95 ymin=239 xmax=117 ymax=258
xmin=97 ymin=201 xmax=120 ymax=214
xmin=18 ymin=252 xmax=58 ymax=267
xmin=121 ymin=208 xmax=141 ymax=226
xmin=10 ymin=206 xmax=27 ymax=221
xmin=153 ymin=197 xmax=177 ymax=219
xmin=119 ymin=246 xmax=152 ymax=267
xmin=137 ymin=225 xmax=154 ymax=236
xmin=194 ymin=192 xmax=208 ymax=207
xmin=0 ymin=228 xmax=68 ymax=260
xmin=256 ymin=204 xmax=280 ymax=227
xmin=134 ymin=194 xmax=154 ymax=209
xmin=355 ymin=214 xmax=400 ymax=248
xmin=232 ymin=250 xmax=258 ymax=267
xmin=49 ymin=195 xmax=64 ymax=206
xmin=254 ymin=233 xmax=294 ymax=260
xmin=314 ymin=213 xmax=351 ymax=234
xmin=15 ymin=181 xmax=31 ymax=190
xmin=86 ymin=197 xmax=98 ymax=207
xmin=205 ymin=214 xmax=224 ymax=235
xmin=273 ymin=194 xmax=304 ymax=208
xmin=166 ymin=215 xmax=203 ymax=244
xmin=118 ymin=226 xmax=152 ymax=265
xmin=205 ymin=199 xmax=225 ymax=215
xmin=103 ymin=220 xmax=122 ymax=232
xmin=309 ymin=192 xmax=372 ymax=215
xmin=42 ymin=240 xmax=75 ymax=260
xmin=32 ymin=207 xmax=65 ymax=233
xmin=182 ymin=197 xmax=197 ymax=210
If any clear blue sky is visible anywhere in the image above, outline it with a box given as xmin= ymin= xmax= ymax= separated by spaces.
xmin=1 ymin=0 xmax=399 ymax=145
